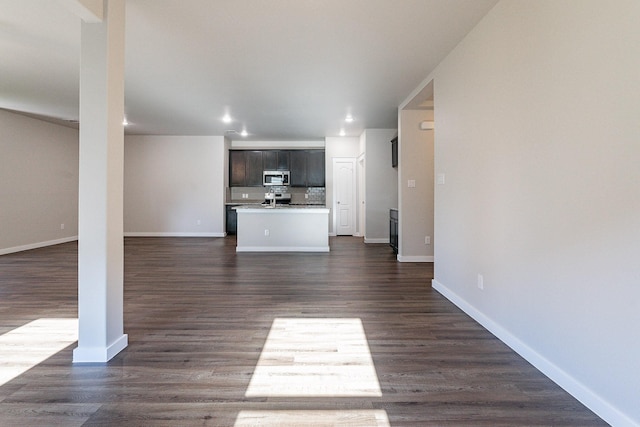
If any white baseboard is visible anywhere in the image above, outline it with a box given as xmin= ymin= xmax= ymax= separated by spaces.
xmin=73 ymin=333 xmax=128 ymax=364
xmin=124 ymin=232 xmax=225 ymax=237
xmin=236 ymin=246 xmax=330 ymax=253
xmin=364 ymin=238 xmax=389 ymax=244
xmin=431 ymin=279 xmax=636 ymax=427
xmin=0 ymin=236 xmax=78 ymax=256
xmin=397 ymin=255 xmax=434 ymax=262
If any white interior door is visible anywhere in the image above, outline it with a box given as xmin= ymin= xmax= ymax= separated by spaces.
xmin=333 ymin=158 xmax=356 ymax=236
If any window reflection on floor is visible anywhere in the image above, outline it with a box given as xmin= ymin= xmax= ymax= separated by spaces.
xmin=246 ymin=318 xmax=382 ymax=397
xmin=234 ymin=410 xmax=390 ymax=427
xmin=0 ymin=318 xmax=78 ymax=386
xmin=240 ymin=318 xmax=388 ymax=426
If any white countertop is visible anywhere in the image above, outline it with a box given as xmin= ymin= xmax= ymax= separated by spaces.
xmin=234 ymin=205 xmax=329 ymax=213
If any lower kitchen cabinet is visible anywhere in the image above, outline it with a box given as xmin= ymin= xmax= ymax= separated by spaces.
xmin=226 ymin=205 xmax=238 ymax=235
xmin=390 ymin=209 xmax=398 ymax=254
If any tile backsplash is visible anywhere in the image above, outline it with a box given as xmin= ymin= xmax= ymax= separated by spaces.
xmin=229 ymin=186 xmax=325 ymax=205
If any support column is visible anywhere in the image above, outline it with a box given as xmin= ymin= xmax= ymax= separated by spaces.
xmin=73 ymin=0 xmax=127 ymax=363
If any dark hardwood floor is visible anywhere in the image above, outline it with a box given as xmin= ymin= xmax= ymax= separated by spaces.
xmin=0 ymin=237 xmax=607 ymax=426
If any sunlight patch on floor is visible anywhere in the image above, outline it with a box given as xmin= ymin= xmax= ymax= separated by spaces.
xmin=245 ymin=318 xmax=382 ymax=397
xmin=234 ymin=410 xmax=390 ymax=427
xmin=0 ymin=318 xmax=78 ymax=386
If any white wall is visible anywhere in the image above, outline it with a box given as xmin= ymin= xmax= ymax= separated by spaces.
xmin=422 ymin=1 xmax=640 ymax=425
xmin=0 ymin=110 xmax=79 ymax=254
xmin=124 ymin=135 xmax=226 ymax=236
xmin=230 ymin=140 xmax=324 ymax=149
xmin=325 ymin=136 xmax=360 ymax=235
xmin=362 ymin=129 xmax=398 ymax=243
xmin=398 ymin=109 xmax=434 ymax=261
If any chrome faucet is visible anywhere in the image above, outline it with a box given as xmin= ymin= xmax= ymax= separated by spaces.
xmin=270 ymin=187 xmax=276 ymax=207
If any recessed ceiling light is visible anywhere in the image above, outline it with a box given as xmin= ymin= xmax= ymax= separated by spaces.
xmin=222 ymin=113 xmax=232 ymax=123
xmin=240 ymin=129 xmax=248 ymax=137
xmin=345 ymin=114 xmax=354 ymax=123
xmin=339 ymin=129 xmax=346 ymax=136
xmin=122 ymin=117 xmax=129 ymax=126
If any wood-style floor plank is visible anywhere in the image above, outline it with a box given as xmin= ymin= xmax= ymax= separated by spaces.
xmin=0 ymin=237 xmax=607 ymax=426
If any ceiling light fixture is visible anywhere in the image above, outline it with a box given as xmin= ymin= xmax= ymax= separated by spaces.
xmin=122 ymin=117 xmax=129 ymax=126
xmin=240 ymin=129 xmax=248 ymax=137
xmin=339 ymin=129 xmax=346 ymax=136
xmin=345 ymin=114 xmax=354 ymax=123
xmin=222 ymin=113 xmax=232 ymax=123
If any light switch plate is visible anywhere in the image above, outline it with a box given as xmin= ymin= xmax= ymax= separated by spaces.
xmin=408 ymin=179 xmax=416 ymax=188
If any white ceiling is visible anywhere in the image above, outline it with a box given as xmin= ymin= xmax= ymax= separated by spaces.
xmin=0 ymin=0 xmax=497 ymax=140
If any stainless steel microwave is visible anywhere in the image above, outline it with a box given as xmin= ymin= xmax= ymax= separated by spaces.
xmin=263 ymin=170 xmax=290 ymax=186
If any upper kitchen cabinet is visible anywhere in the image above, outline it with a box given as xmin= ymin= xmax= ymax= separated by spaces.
xmin=306 ymin=150 xmax=325 ymax=187
xmin=230 ymin=150 xmax=246 ymax=187
xmin=229 ymin=150 xmax=263 ymax=187
xmin=246 ymin=151 xmax=263 ymax=186
xmin=289 ymin=150 xmax=307 ymax=187
xmin=230 ymin=149 xmax=325 ymax=187
xmin=290 ymin=149 xmax=325 ymax=187
xmin=263 ymin=150 xmax=290 ymax=171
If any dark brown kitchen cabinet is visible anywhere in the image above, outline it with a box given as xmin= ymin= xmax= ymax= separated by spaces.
xmin=245 ymin=151 xmax=263 ymax=186
xmin=229 ymin=150 xmax=263 ymax=187
xmin=391 ymin=136 xmax=398 ymax=168
xmin=390 ymin=209 xmax=398 ymax=254
xmin=289 ymin=149 xmax=325 ymax=187
xmin=289 ymin=150 xmax=307 ymax=187
xmin=230 ymin=150 xmax=246 ymax=187
xmin=230 ymin=149 xmax=324 ymax=187
xmin=226 ymin=204 xmax=238 ymax=235
xmin=263 ymin=150 xmax=290 ymax=171
xmin=306 ymin=150 xmax=325 ymax=187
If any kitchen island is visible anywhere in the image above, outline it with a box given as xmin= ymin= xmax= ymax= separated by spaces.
xmin=234 ymin=205 xmax=330 ymax=252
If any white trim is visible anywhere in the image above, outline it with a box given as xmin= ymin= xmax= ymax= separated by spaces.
xmin=357 ymin=153 xmax=366 ymax=238
xmin=329 ymin=232 xmax=337 ymax=237
xmin=73 ymin=333 xmax=128 ymax=364
xmin=364 ymin=238 xmax=389 ymax=244
xmin=431 ymin=279 xmax=636 ymax=427
xmin=0 ymin=236 xmax=78 ymax=256
xmin=236 ymin=246 xmax=330 ymax=253
xmin=397 ymin=255 xmax=433 ymax=262
xmin=124 ymin=232 xmax=225 ymax=237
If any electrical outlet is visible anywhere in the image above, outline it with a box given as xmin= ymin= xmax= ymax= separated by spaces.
xmin=408 ymin=179 xmax=416 ymax=188
xmin=425 ymin=236 xmax=430 ymax=245
xmin=477 ymin=274 xmax=484 ymax=290
xmin=305 ymin=194 xmax=309 ymax=199
xmin=197 ymin=219 xmax=201 ymax=226
xmin=60 ymin=223 xmax=65 ymax=230
xmin=264 ymin=229 xmax=270 ymax=236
